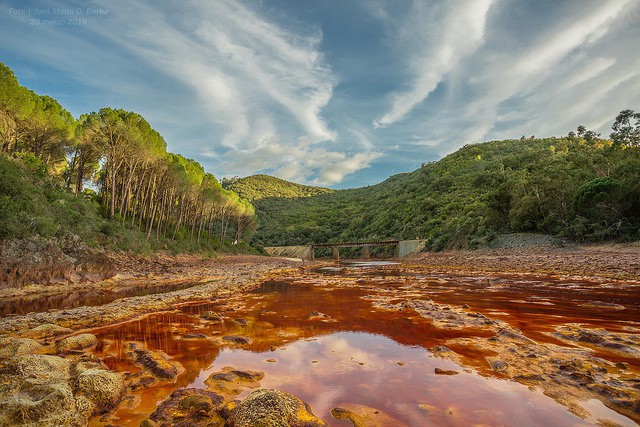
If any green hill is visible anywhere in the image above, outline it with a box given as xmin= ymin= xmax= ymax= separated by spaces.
xmin=250 ymin=136 xmax=640 ymax=250
xmin=222 ymin=174 xmax=335 ymax=201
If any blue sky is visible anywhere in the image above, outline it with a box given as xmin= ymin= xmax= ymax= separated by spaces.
xmin=2 ymin=0 xmax=639 ymax=188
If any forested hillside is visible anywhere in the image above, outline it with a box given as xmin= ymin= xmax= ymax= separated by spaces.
xmin=251 ymin=124 xmax=640 ymax=250
xmin=222 ymin=174 xmax=334 ymax=201
xmin=3 ymin=61 xmax=639 ymax=254
xmin=0 ymin=62 xmax=255 ymax=253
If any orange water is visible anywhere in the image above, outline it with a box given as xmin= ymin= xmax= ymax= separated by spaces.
xmin=89 ymin=262 xmax=639 ymax=426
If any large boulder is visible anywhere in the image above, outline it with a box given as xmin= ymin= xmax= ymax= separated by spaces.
xmin=0 ymin=355 xmax=100 ymax=426
xmin=226 ymin=389 xmax=326 ymax=427
xmin=0 ymin=353 xmax=123 ymax=426
xmin=0 ymin=337 xmax=43 ymax=359
xmin=0 ymin=378 xmax=85 ymax=426
xmin=6 ymin=354 xmax=72 ymax=381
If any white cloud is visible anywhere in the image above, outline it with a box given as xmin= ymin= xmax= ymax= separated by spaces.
xmin=66 ymin=0 xmax=381 ymax=184
xmin=221 ymin=138 xmax=381 ymax=186
xmin=563 ymin=57 xmax=616 ymax=89
xmin=418 ymin=0 xmax=639 ymax=151
xmin=3 ymin=0 xmax=639 ymax=187
xmin=514 ymin=1 xmax=630 ymax=76
xmin=314 ymin=152 xmax=382 ymax=186
xmin=373 ymin=0 xmax=495 ymax=128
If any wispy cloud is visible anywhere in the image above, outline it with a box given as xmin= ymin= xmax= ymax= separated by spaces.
xmin=402 ymin=0 xmax=639 ymax=152
xmin=373 ymin=0 xmax=495 ymax=128
xmin=223 ymin=140 xmax=381 ymax=186
xmin=2 ymin=0 xmax=639 ymax=187
xmin=464 ymin=0 xmax=633 ymax=139
xmin=88 ymin=1 xmax=335 ymax=147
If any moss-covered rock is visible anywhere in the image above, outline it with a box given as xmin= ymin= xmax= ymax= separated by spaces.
xmin=225 ymin=389 xmax=325 ymax=427
xmin=6 ymin=354 xmax=71 ymax=381
xmin=75 ymin=368 xmax=124 ymax=413
xmin=56 ymin=333 xmax=98 ymax=353
xmin=149 ymin=388 xmax=224 ymax=427
xmin=0 ymin=336 xmax=43 ymax=359
xmin=24 ymin=323 xmax=73 ymax=339
xmin=0 ymin=379 xmax=84 ymax=426
xmin=204 ymin=367 xmax=264 ymax=399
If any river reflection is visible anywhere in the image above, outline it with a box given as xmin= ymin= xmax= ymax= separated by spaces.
xmin=0 ymin=281 xmax=200 ymax=316
xmin=89 ymin=262 xmax=639 ymax=426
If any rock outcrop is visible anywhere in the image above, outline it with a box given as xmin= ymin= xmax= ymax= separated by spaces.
xmin=0 ymin=234 xmax=115 ymax=288
xmin=56 ymin=333 xmax=98 ymax=353
xmin=0 ymin=353 xmax=124 ymax=426
xmin=127 ymin=343 xmax=182 ymax=380
xmin=149 ymin=388 xmax=225 ymax=427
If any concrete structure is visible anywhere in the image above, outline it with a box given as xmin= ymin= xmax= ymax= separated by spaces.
xmin=265 ymin=239 xmax=426 ymax=260
xmin=263 ymin=245 xmax=313 ymax=259
xmin=398 ymin=239 xmax=427 ymax=257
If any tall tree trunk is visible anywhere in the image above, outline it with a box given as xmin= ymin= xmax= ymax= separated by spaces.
xmin=172 ymin=195 xmax=185 ymax=241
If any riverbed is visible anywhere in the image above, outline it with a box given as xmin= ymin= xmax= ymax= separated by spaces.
xmin=87 ymin=259 xmax=640 ymax=426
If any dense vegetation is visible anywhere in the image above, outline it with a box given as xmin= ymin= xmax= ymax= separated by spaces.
xmin=222 ymin=174 xmax=335 ymax=201
xmin=250 ymin=124 xmax=640 ymax=250
xmin=0 ymin=62 xmax=255 ymax=253
xmin=2 ymin=61 xmax=639 ymax=254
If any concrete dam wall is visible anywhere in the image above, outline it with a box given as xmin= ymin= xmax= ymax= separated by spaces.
xmin=265 ymin=239 xmax=426 ymax=260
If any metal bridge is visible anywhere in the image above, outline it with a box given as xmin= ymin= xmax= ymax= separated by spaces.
xmin=311 ymin=240 xmax=400 ymax=259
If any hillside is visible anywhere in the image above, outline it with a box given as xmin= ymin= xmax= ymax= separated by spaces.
xmin=222 ymin=174 xmax=335 ymax=201
xmin=251 ymin=136 xmax=640 ymax=250
xmin=0 ymin=153 xmax=104 ymax=242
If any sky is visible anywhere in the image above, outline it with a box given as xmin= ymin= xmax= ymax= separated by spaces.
xmin=1 ymin=0 xmax=639 ymax=188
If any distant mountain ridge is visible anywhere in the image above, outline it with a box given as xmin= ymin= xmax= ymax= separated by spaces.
xmin=222 ymin=174 xmax=335 ymax=201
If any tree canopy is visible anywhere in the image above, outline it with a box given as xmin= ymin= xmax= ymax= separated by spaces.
xmin=0 ymin=62 xmax=256 ymax=252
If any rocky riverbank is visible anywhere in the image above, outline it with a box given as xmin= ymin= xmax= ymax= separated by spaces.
xmin=0 ymin=253 xmax=301 ymax=426
xmin=0 ymin=245 xmax=638 ymax=426
xmin=0 ymin=254 xmax=299 ymax=336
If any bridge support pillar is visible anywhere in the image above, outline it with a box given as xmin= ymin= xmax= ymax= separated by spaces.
xmin=362 ymin=245 xmax=370 ymax=259
xmin=332 ymin=247 xmax=340 ymax=260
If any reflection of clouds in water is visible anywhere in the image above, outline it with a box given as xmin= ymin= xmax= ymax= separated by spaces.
xmin=204 ymin=332 xmax=421 ymax=401
xmin=189 ymin=331 xmax=619 ymax=426
xmin=321 ymin=334 xmax=379 ymax=369
xmin=265 ymin=333 xmax=403 ymax=416
xmin=305 ymin=386 xmax=345 ymax=421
